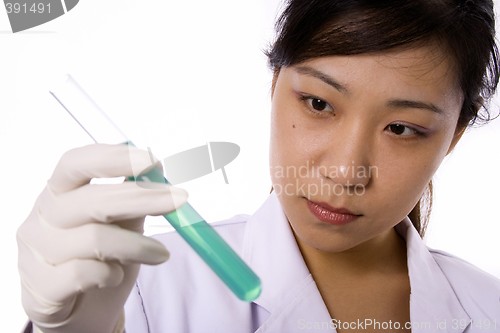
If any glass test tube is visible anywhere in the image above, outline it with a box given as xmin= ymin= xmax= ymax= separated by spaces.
xmin=49 ymin=75 xmax=262 ymax=302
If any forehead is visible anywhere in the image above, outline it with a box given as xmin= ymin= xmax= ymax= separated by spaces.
xmin=282 ymin=44 xmax=462 ymax=110
xmin=302 ymin=42 xmax=455 ymax=83
xmin=371 ymin=44 xmax=457 ymax=86
xmin=277 ymin=42 xmax=454 ymax=82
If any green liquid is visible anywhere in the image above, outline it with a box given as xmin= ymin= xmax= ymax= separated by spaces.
xmin=131 ymin=161 xmax=261 ymax=301
xmin=166 ymin=204 xmax=262 ymax=301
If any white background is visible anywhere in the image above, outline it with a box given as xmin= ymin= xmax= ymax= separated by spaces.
xmin=1 ymin=1 xmax=499 ymax=330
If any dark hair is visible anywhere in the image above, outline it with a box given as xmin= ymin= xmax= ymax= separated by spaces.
xmin=266 ymin=0 xmax=499 ymax=236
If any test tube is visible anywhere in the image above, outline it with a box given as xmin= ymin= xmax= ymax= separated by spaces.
xmin=49 ymin=75 xmax=262 ymax=302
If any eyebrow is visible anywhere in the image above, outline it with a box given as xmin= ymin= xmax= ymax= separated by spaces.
xmin=294 ymin=65 xmax=444 ymax=115
xmin=387 ymin=99 xmax=444 ymax=115
xmin=294 ymin=65 xmax=349 ymax=94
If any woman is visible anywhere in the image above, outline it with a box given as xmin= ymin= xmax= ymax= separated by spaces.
xmin=18 ymin=0 xmax=500 ymax=332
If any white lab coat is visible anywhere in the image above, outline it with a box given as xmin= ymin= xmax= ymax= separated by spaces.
xmin=125 ymin=193 xmax=500 ymax=332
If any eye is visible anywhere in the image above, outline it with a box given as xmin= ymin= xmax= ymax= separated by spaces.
xmin=386 ymin=123 xmax=423 ymax=137
xmin=300 ymin=96 xmax=334 ymax=114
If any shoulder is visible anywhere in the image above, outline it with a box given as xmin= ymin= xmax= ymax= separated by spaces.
xmin=429 ymin=248 xmax=500 ymax=317
xmin=430 ymin=248 xmax=500 ymax=289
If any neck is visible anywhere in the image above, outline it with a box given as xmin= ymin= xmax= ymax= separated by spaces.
xmin=297 ymin=228 xmax=408 ymax=282
xmin=296 ymin=227 xmax=411 ymax=326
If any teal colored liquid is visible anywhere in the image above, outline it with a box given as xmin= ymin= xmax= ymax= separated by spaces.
xmin=130 ymin=160 xmax=261 ymax=301
xmin=165 ymin=204 xmax=262 ymax=301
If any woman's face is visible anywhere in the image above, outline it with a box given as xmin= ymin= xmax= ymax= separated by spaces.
xmin=269 ymin=45 xmax=464 ymax=253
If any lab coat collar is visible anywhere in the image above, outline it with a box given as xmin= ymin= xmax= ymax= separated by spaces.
xmin=243 ymin=193 xmax=471 ymax=333
xmin=242 ymin=192 xmax=332 ymax=332
xmin=396 ymin=219 xmax=471 ymax=332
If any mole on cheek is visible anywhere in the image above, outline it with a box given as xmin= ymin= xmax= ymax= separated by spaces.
xmin=292 ymin=124 xmax=296 ymax=128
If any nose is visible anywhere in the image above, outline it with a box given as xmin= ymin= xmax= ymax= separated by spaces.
xmin=317 ymin=123 xmax=373 ymax=189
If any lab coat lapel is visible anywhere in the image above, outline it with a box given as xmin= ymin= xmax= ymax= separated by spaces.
xmin=242 ymin=193 xmax=335 ymax=333
xmin=255 ymin=275 xmax=335 ymax=333
xmin=397 ymin=219 xmax=471 ymax=333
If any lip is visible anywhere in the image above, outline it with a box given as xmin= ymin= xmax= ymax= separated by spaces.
xmin=306 ymin=199 xmax=361 ymax=225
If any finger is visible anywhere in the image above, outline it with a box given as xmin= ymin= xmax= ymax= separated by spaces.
xmin=38 ymin=182 xmax=188 ymax=228
xmin=19 ymin=238 xmax=127 ymax=306
xmin=114 ymin=217 xmax=146 ymax=233
xmin=19 ymin=219 xmax=170 ymax=265
xmin=48 ymin=144 xmax=161 ymax=193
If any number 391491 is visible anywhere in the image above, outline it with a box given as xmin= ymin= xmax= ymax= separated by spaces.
xmin=5 ymin=2 xmax=51 ymax=14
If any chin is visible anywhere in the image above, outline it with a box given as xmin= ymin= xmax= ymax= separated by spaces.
xmin=292 ymin=226 xmax=363 ymax=253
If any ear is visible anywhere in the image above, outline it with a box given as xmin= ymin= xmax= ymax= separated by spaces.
xmin=446 ymin=125 xmax=466 ymax=155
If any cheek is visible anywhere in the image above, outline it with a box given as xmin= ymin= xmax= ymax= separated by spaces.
xmin=373 ymin=138 xmax=451 ymax=217
xmin=270 ymin=97 xmax=304 ymax=174
xmin=269 ymin=106 xmax=325 ymax=191
xmin=270 ymin=109 xmax=294 ymax=187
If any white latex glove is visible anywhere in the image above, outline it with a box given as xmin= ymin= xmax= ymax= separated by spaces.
xmin=17 ymin=144 xmax=188 ymax=333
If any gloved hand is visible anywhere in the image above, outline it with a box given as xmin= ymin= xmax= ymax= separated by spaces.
xmin=17 ymin=144 xmax=188 ymax=333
